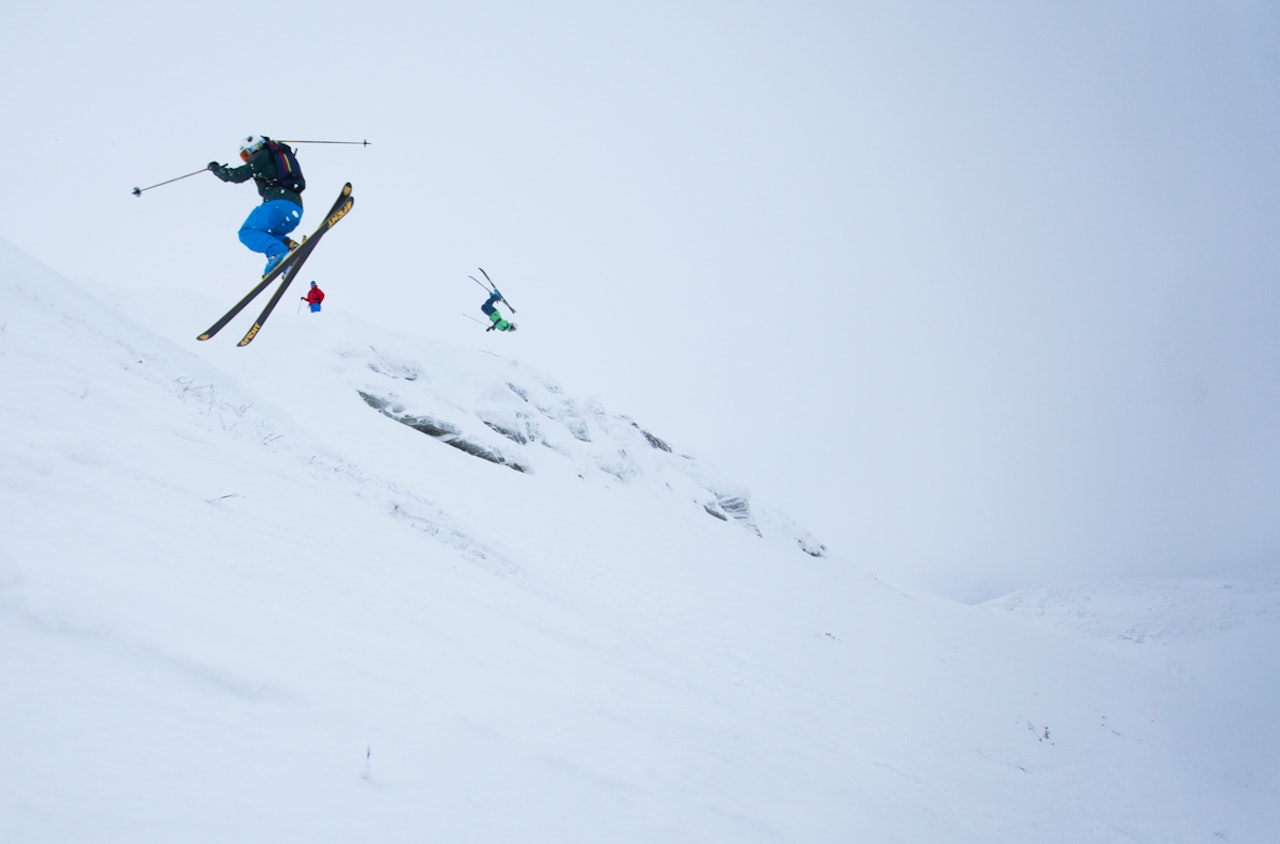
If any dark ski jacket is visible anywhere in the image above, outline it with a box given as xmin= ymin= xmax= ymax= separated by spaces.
xmin=210 ymin=147 xmax=303 ymax=207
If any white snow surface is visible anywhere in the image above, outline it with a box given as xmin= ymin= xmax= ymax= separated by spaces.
xmin=1 ymin=236 xmax=1277 ymax=842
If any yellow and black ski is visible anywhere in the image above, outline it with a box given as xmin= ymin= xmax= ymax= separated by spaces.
xmin=197 ymin=182 xmax=354 ymax=343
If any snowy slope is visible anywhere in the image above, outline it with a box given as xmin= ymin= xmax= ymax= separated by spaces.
xmin=990 ymin=576 xmax=1280 ymax=805
xmin=2 ymin=238 xmax=1277 ymax=843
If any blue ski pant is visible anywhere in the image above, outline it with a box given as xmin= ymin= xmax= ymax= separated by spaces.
xmin=239 ymin=200 xmax=302 ymax=260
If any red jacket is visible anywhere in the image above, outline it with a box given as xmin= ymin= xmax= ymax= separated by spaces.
xmin=303 ymin=285 xmax=325 ymax=305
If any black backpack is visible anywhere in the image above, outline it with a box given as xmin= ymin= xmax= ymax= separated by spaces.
xmin=264 ymin=139 xmax=305 ymax=193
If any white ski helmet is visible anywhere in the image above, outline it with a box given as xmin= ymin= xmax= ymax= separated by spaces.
xmin=239 ymin=134 xmax=266 ymax=155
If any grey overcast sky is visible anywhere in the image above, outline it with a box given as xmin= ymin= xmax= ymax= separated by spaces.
xmin=4 ymin=0 xmax=1278 ymax=600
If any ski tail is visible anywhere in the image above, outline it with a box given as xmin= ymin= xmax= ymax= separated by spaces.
xmin=197 ymin=275 xmax=279 ymax=341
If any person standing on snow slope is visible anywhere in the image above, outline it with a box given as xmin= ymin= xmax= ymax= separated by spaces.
xmin=301 ymin=280 xmax=325 ymax=312
xmin=480 ymin=289 xmax=516 ymax=332
xmin=208 ymin=135 xmax=303 ymax=277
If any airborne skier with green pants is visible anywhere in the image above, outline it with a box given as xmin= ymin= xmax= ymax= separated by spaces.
xmin=208 ymin=135 xmax=305 ymax=278
xmin=481 ymin=289 xmax=517 ymax=332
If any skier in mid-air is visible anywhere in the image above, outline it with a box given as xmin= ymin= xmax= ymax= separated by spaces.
xmin=480 ymin=289 xmax=517 ymax=332
xmin=208 ymin=135 xmax=305 ymax=278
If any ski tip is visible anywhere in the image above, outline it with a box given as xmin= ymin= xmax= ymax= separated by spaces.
xmin=197 ymin=333 xmax=211 ymax=341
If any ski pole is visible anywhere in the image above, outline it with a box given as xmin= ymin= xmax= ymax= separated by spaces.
xmin=131 ymin=167 xmax=210 ymax=197
xmin=476 ymin=267 xmax=516 ymax=312
xmin=462 ymin=313 xmax=488 ymax=326
xmin=276 ymin=139 xmax=372 ymax=146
